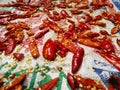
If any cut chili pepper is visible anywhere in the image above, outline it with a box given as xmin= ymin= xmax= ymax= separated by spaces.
xmin=36 ymin=77 xmax=58 ymax=90
xmin=29 ymin=39 xmax=40 ymax=58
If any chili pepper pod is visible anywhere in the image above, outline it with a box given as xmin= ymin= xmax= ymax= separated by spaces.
xmin=29 ymin=39 xmax=40 ymax=58
xmin=67 ymin=73 xmax=76 ymax=90
xmin=5 ymin=38 xmax=17 ymax=55
xmin=43 ymin=39 xmax=56 ymax=60
xmin=72 ymin=47 xmax=84 ymax=74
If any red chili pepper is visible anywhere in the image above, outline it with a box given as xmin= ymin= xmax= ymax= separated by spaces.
xmin=74 ymin=75 xmax=106 ymax=90
xmin=84 ymin=13 xmax=92 ymax=22
xmin=16 ymin=30 xmax=24 ymax=43
xmin=117 ymin=39 xmax=120 ymax=47
xmin=88 ymin=21 xmax=106 ymax=27
xmin=43 ymin=39 xmax=56 ymax=60
xmin=94 ymin=15 xmax=102 ymax=21
xmin=44 ymin=18 xmax=61 ymax=32
xmin=29 ymin=39 xmax=40 ymax=58
xmin=5 ymin=38 xmax=17 ymax=55
xmin=111 ymin=24 xmax=120 ymax=34
xmin=70 ymin=9 xmax=83 ymax=14
xmin=35 ymin=28 xmax=49 ymax=39
xmin=97 ymin=52 xmax=120 ymax=71
xmin=36 ymin=77 xmax=58 ymax=90
xmin=67 ymin=73 xmax=76 ymax=89
xmin=100 ymin=39 xmax=114 ymax=52
xmin=55 ymin=40 xmax=68 ymax=57
xmin=78 ymin=5 xmax=89 ymax=9
xmin=78 ymin=22 xmax=91 ymax=31
xmin=60 ymin=10 xmax=71 ymax=18
xmin=13 ymin=53 xmax=24 ymax=61
xmin=78 ymin=38 xmax=101 ymax=48
xmin=100 ymin=30 xmax=109 ymax=35
xmin=60 ymin=39 xmax=78 ymax=53
xmin=72 ymin=47 xmax=84 ymax=74
xmin=68 ymin=24 xmax=75 ymax=32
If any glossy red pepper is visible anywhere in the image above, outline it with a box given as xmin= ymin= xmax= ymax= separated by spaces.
xmin=43 ymin=39 xmax=56 ymax=60
xmin=94 ymin=15 xmax=102 ymax=21
xmin=60 ymin=10 xmax=71 ymax=18
xmin=70 ymin=9 xmax=83 ymax=14
xmin=5 ymin=38 xmax=17 ymax=55
xmin=13 ymin=53 xmax=24 ymax=61
xmin=78 ymin=22 xmax=91 ymax=31
xmin=100 ymin=30 xmax=109 ymax=35
xmin=72 ymin=47 xmax=84 ymax=74
xmin=36 ymin=77 xmax=58 ymax=90
xmin=29 ymin=39 xmax=40 ymax=58
xmin=67 ymin=73 xmax=76 ymax=89
xmin=35 ymin=28 xmax=49 ymax=39
xmin=111 ymin=24 xmax=120 ymax=34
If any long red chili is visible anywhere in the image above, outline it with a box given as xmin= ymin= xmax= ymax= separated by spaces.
xmin=72 ymin=47 xmax=84 ymax=74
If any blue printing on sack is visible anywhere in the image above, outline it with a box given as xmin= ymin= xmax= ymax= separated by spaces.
xmin=93 ymin=67 xmax=120 ymax=87
xmin=112 ymin=0 xmax=120 ymax=10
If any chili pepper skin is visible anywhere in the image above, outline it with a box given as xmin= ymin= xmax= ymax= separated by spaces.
xmin=5 ymin=38 xmax=17 ymax=55
xmin=60 ymin=10 xmax=71 ymax=18
xmin=78 ymin=22 xmax=91 ymax=31
xmin=13 ymin=53 xmax=24 ymax=61
xmin=72 ymin=47 xmax=84 ymax=74
xmin=29 ymin=40 xmax=40 ymax=58
xmin=36 ymin=77 xmax=58 ymax=90
xmin=43 ymin=39 xmax=56 ymax=60
xmin=35 ymin=29 xmax=49 ymax=39
xmin=67 ymin=73 xmax=76 ymax=89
